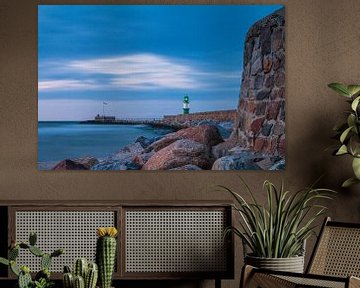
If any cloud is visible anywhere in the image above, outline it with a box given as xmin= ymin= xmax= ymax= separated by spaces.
xmin=38 ymin=79 xmax=100 ymax=91
xmin=39 ymin=53 xmax=240 ymax=92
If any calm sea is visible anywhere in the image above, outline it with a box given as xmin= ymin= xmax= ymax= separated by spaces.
xmin=38 ymin=121 xmax=170 ymax=162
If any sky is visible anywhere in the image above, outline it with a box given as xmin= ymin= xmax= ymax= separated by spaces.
xmin=38 ymin=4 xmax=283 ymax=121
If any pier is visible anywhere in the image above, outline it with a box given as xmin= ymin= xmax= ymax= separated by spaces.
xmin=80 ymin=117 xmax=181 ymax=129
xmin=81 ymin=109 xmax=236 ymax=130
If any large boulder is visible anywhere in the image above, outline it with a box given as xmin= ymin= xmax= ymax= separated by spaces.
xmin=91 ymin=159 xmax=140 ymax=170
xmin=211 ymin=147 xmax=282 ymax=170
xmin=52 ymin=159 xmax=88 ymax=170
xmin=91 ymin=142 xmax=144 ymax=170
xmin=114 ymin=142 xmax=144 ymax=158
xmin=143 ymin=139 xmax=214 ymax=170
xmin=212 ymin=139 xmax=238 ymax=159
xmin=149 ymin=125 xmax=223 ymax=152
xmin=212 ymin=155 xmax=261 ymax=170
xmin=73 ymin=156 xmax=99 ymax=169
xmin=270 ymin=159 xmax=285 ymax=170
xmin=132 ymin=151 xmax=155 ymax=167
xmin=135 ymin=136 xmax=152 ymax=148
xmin=197 ymin=120 xmax=233 ymax=139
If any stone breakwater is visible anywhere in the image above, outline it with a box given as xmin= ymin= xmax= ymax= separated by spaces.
xmin=234 ymin=9 xmax=285 ymax=156
xmin=212 ymin=8 xmax=285 ymax=169
xmin=163 ymin=110 xmax=237 ymax=126
xmin=50 ymin=124 xmax=283 ymax=171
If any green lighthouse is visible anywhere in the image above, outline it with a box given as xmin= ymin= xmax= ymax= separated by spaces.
xmin=183 ymin=94 xmax=190 ymax=114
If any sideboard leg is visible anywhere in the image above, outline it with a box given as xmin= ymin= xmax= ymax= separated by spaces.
xmin=215 ymin=278 xmax=221 ymax=288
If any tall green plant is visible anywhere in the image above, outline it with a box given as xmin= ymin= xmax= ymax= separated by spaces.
xmin=96 ymin=227 xmax=117 ymax=288
xmin=221 ymin=179 xmax=334 ymax=258
xmin=328 ymin=83 xmax=360 ymax=187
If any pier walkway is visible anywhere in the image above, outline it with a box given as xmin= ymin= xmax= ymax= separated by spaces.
xmin=80 ymin=118 xmax=180 ymax=129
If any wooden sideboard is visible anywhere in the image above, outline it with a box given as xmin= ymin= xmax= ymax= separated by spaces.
xmin=0 ymin=201 xmax=234 ymax=288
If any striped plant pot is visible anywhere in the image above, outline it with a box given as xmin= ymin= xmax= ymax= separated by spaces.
xmin=245 ymin=254 xmax=305 ymax=273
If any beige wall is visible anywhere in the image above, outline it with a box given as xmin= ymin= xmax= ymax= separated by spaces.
xmin=1 ymin=0 xmax=360 ymax=287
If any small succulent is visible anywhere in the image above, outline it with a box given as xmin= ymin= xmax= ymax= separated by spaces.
xmin=329 ymin=83 xmax=360 ymax=187
xmin=32 ymin=278 xmax=54 ymax=288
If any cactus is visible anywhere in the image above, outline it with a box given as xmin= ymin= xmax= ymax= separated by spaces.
xmin=63 ymin=272 xmax=74 ymax=288
xmin=74 ymin=275 xmax=85 ymax=288
xmin=18 ymin=270 xmax=32 ymax=288
xmin=29 ymin=232 xmax=37 ymax=246
xmin=74 ymin=258 xmax=88 ymax=279
xmin=19 ymin=243 xmax=30 ymax=249
xmin=0 ymin=232 xmax=64 ymax=288
xmin=10 ymin=260 xmax=20 ymax=276
xmin=41 ymin=253 xmax=52 ymax=270
xmin=85 ymin=263 xmax=98 ymax=288
xmin=63 ymin=260 xmax=98 ymax=288
xmin=96 ymin=227 xmax=118 ymax=288
xmin=29 ymin=245 xmax=44 ymax=257
xmin=51 ymin=248 xmax=64 ymax=258
xmin=9 ymin=246 xmax=19 ymax=260
xmin=0 ymin=257 xmax=9 ymax=266
xmin=64 ymin=265 xmax=72 ymax=273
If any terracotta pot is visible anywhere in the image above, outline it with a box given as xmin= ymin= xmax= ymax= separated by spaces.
xmin=245 ymin=254 xmax=305 ymax=273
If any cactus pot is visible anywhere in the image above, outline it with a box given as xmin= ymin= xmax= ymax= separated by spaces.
xmin=245 ymin=254 xmax=304 ymax=273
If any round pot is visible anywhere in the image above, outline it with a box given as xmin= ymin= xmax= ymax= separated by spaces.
xmin=245 ymin=254 xmax=304 ymax=273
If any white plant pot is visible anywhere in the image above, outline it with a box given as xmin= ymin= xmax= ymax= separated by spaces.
xmin=245 ymin=254 xmax=305 ymax=273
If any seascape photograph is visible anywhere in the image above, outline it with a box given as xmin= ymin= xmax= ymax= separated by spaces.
xmin=38 ymin=5 xmax=285 ymax=171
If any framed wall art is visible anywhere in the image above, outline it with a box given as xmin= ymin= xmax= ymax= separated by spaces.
xmin=38 ymin=4 xmax=285 ymax=171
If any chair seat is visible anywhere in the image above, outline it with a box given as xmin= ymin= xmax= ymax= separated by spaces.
xmin=243 ymin=266 xmax=360 ymax=288
xmin=277 ymin=275 xmax=346 ymax=288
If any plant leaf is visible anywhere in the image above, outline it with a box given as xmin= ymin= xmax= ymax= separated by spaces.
xmin=347 ymin=114 xmax=356 ymax=128
xmin=0 ymin=257 xmax=9 ymax=266
xmin=328 ymin=83 xmax=351 ymax=97
xmin=351 ymin=96 xmax=360 ymax=111
xmin=222 ymin=179 xmax=335 ymax=258
xmin=342 ymin=177 xmax=360 ymax=188
xmin=347 ymin=85 xmax=360 ymax=97
xmin=352 ymin=157 xmax=360 ymax=179
xmin=349 ymin=135 xmax=360 ymax=157
xmin=340 ymin=126 xmax=353 ymax=143
xmin=336 ymin=145 xmax=348 ymax=155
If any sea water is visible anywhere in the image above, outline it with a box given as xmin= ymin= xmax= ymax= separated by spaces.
xmin=38 ymin=121 xmax=170 ymax=163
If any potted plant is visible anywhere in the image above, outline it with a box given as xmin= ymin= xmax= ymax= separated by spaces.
xmin=221 ymin=179 xmax=334 ymax=273
xmin=328 ymin=83 xmax=360 ymax=187
xmin=0 ymin=232 xmax=64 ymax=288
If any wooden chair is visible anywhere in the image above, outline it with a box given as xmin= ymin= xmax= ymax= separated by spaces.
xmin=241 ymin=217 xmax=360 ymax=288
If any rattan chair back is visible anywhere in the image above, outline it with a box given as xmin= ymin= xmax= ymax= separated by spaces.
xmin=307 ymin=217 xmax=360 ymax=278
